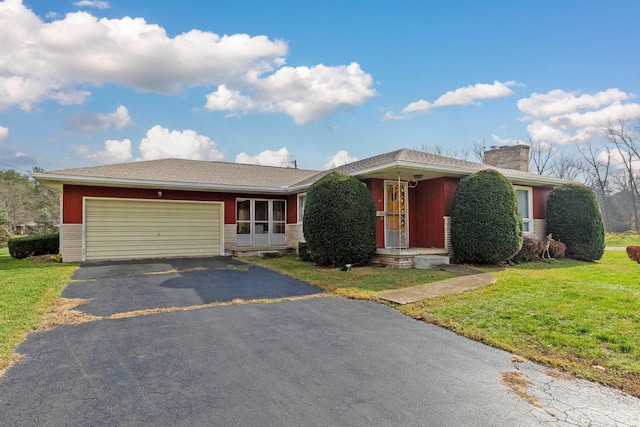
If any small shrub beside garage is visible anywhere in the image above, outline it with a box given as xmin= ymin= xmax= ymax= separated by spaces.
xmin=7 ymin=233 xmax=59 ymax=259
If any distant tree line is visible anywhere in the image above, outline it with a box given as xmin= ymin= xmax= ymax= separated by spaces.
xmin=419 ymin=116 xmax=640 ymax=233
xmin=0 ymin=167 xmax=59 ymax=240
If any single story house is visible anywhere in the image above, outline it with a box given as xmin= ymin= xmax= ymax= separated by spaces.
xmin=34 ymin=145 xmax=567 ymax=266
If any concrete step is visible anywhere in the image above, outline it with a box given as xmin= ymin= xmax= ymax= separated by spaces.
xmin=413 ymin=255 xmax=450 ymax=269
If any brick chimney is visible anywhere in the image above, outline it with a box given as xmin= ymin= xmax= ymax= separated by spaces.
xmin=484 ymin=145 xmax=530 ymax=172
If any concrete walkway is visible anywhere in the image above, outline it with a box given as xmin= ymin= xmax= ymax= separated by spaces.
xmin=375 ymin=264 xmax=496 ymax=304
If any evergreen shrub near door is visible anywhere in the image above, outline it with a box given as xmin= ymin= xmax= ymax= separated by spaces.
xmin=451 ymin=169 xmax=523 ymax=264
xmin=303 ymin=172 xmax=376 ymax=266
xmin=546 ymin=183 xmax=605 ymax=261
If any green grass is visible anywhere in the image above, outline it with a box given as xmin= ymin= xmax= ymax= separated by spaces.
xmin=399 ymin=251 xmax=640 ymax=396
xmin=0 ymin=247 xmax=79 ymax=373
xmin=243 ymin=255 xmax=454 ymax=299
xmin=606 ymin=231 xmax=640 ymax=247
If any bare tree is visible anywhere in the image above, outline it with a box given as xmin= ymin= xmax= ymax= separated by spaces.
xmin=472 ymin=139 xmax=486 ymax=163
xmin=607 ymin=118 xmax=640 ymax=231
xmin=578 ymin=137 xmax=613 ymax=228
xmin=418 ymin=144 xmax=470 ymax=161
xmin=551 ymin=152 xmax=583 ymax=181
xmin=528 ymin=138 xmax=556 ymax=175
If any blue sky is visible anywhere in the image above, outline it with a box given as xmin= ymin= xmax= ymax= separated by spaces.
xmin=1 ymin=0 xmax=639 ymax=173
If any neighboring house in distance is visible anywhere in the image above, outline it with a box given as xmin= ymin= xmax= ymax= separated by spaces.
xmin=13 ymin=222 xmax=37 ymax=235
xmin=34 ymin=146 xmax=566 ymax=265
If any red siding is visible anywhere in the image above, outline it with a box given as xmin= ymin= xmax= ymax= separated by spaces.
xmin=533 ymin=187 xmax=552 ymax=219
xmin=286 ymin=194 xmax=298 ymax=224
xmin=62 ymin=185 xmax=289 ymax=225
xmin=409 ymin=177 xmax=459 ymax=248
xmin=364 ymin=179 xmax=386 ymax=249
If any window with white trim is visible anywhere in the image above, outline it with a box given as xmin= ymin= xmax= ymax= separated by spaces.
xmin=297 ymin=193 xmax=307 ymax=223
xmin=514 ymin=186 xmax=533 ymax=234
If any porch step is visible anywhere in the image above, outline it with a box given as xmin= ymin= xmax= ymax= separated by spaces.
xmin=231 ymin=246 xmax=296 ymax=257
xmin=257 ymin=251 xmax=283 ymax=258
xmin=413 ymin=255 xmax=450 ymax=269
xmin=369 ymin=254 xmax=415 ymax=269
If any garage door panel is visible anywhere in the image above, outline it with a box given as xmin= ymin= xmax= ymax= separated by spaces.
xmin=85 ymin=199 xmax=222 ymax=261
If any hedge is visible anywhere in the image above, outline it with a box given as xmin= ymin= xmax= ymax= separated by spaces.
xmin=7 ymin=233 xmax=59 ymax=259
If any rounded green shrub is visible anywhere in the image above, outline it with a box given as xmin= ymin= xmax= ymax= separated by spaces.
xmin=451 ymin=169 xmax=523 ymax=264
xmin=546 ymin=183 xmax=605 ymax=261
xmin=303 ymin=172 xmax=376 ymax=266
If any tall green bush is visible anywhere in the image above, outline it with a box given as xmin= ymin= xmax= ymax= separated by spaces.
xmin=303 ymin=172 xmax=376 ymax=266
xmin=546 ymin=183 xmax=605 ymax=261
xmin=451 ymin=169 xmax=523 ymax=264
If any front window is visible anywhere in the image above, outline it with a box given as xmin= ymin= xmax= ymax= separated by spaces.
xmin=297 ymin=194 xmax=306 ymax=223
xmin=236 ymin=199 xmax=286 ymax=246
xmin=514 ymin=187 xmax=533 ymax=234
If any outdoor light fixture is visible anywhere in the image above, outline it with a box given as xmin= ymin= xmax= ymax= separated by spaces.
xmin=158 ymin=191 xmax=163 ymax=198
xmin=408 ymin=174 xmax=423 ymax=188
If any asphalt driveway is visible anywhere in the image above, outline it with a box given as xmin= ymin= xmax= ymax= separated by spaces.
xmin=1 ymin=259 xmax=637 ymax=426
xmin=64 ymin=257 xmax=323 ymax=316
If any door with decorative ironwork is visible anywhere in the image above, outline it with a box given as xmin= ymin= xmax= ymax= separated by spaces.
xmin=385 ymin=180 xmax=408 ymax=248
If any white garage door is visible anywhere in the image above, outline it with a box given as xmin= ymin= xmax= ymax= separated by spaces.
xmin=85 ymin=198 xmax=223 ymax=261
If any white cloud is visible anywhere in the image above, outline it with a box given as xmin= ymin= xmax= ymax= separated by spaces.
xmin=380 ymin=111 xmax=408 ymax=122
xmin=235 ymin=147 xmax=290 ymax=167
xmin=325 ymin=150 xmax=357 ymax=169
xmin=402 ymin=81 xmax=516 ymax=114
xmin=0 ymin=0 xmax=287 ymax=110
xmin=74 ymin=1 xmax=110 ymax=9
xmin=519 ymin=89 xmax=640 ymax=145
xmin=402 ymin=99 xmax=432 ymax=114
xmin=517 ymin=88 xmax=631 ymax=119
xmin=138 ymin=125 xmax=224 ymax=161
xmin=85 ymin=138 xmax=133 ymax=163
xmin=599 ymin=147 xmax=640 ymax=173
xmin=490 ymin=134 xmax=515 ymax=146
xmin=205 ymin=62 xmax=376 ymax=125
xmin=0 ymin=124 xmax=37 ymax=167
xmin=204 ymin=85 xmax=255 ymax=115
xmin=67 ymin=105 xmax=132 ymax=132
xmin=545 ymin=102 xmax=640 ymax=130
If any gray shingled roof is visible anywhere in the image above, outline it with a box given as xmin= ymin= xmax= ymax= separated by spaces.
xmin=293 ymin=148 xmax=563 ymax=187
xmin=35 ymin=148 xmax=566 ymax=191
xmin=39 ymin=158 xmax=319 ymax=188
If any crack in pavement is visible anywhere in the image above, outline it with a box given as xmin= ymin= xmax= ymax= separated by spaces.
xmin=504 ymin=355 xmax=640 ymax=426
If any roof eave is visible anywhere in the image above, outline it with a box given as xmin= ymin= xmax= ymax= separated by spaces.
xmin=288 ymin=160 xmax=568 ymax=190
xmin=32 ymin=173 xmax=291 ymax=195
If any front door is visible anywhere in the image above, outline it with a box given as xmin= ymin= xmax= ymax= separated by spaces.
xmin=385 ymin=181 xmax=408 ymax=249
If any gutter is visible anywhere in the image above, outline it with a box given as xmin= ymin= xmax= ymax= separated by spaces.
xmin=32 ymin=173 xmax=292 ymax=195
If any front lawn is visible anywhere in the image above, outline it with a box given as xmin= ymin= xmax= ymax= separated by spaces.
xmin=0 ymin=247 xmax=79 ymax=375
xmin=606 ymin=231 xmax=640 ymax=247
xmin=243 ymin=255 xmax=454 ymax=299
xmin=400 ymin=251 xmax=640 ymax=396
